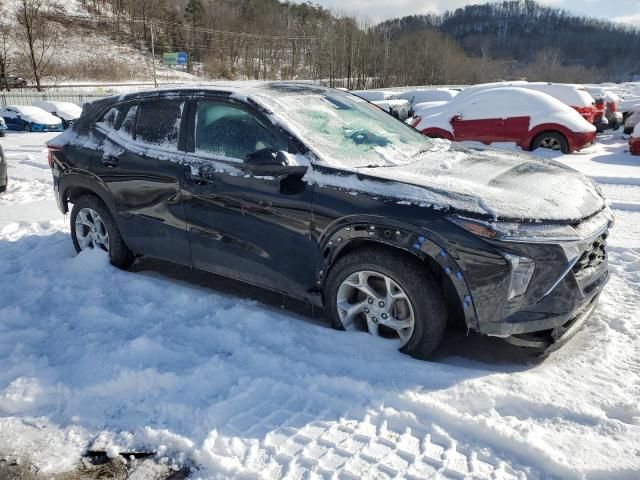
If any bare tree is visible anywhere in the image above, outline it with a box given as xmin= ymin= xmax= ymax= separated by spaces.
xmin=0 ymin=21 xmax=12 ymax=91
xmin=16 ymin=0 xmax=59 ymax=91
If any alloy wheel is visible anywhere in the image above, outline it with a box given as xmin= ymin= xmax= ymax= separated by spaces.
xmin=336 ymin=270 xmax=415 ymax=347
xmin=539 ymin=137 xmax=561 ymax=150
xmin=75 ymin=207 xmax=110 ymax=252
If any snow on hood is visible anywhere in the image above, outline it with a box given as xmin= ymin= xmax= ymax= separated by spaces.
xmin=310 ymin=142 xmax=605 ymax=222
xmin=33 ymin=101 xmax=82 ymax=121
xmin=2 ymin=105 xmax=62 ymax=125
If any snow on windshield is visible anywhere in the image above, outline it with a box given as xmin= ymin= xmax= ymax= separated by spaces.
xmin=255 ymin=87 xmax=438 ymax=168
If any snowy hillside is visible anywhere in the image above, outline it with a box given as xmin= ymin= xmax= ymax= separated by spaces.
xmin=0 ymin=0 xmax=195 ymax=83
xmin=0 ymin=128 xmax=639 ymax=478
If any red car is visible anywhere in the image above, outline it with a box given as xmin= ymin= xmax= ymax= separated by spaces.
xmin=411 ymin=87 xmax=597 ymax=154
xmin=630 ymin=124 xmax=640 ymax=155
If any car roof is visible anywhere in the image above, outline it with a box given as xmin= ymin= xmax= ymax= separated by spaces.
xmin=117 ymin=81 xmax=330 ymax=102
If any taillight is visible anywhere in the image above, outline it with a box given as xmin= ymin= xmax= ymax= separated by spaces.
xmin=411 ymin=116 xmax=422 ymax=128
xmin=47 ymin=146 xmax=61 ymax=168
xmin=608 ymin=101 xmax=617 ymax=113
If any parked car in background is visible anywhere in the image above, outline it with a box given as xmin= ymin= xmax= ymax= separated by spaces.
xmin=592 ymin=97 xmax=609 ymax=132
xmin=456 ymin=82 xmax=597 ymax=125
xmin=0 ymin=143 xmax=6 ymax=193
xmin=0 ymin=117 xmax=7 ymax=137
xmin=351 ymin=90 xmax=400 ymax=102
xmin=1 ymin=75 xmax=28 ymax=89
xmin=412 ymin=87 xmax=596 ymax=153
xmin=371 ymin=99 xmax=410 ymax=120
xmin=585 ymin=87 xmax=623 ymax=129
xmin=630 ymin=123 xmax=640 ymax=155
xmin=352 ymin=90 xmax=409 ymax=120
xmin=0 ymin=105 xmax=63 ymax=132
xmin=399 ymin=88 xmax=459 ymax=106
xmin=47 ymin=82 xmax=612 ymax=357
xmin=33 ymin=101 xmax=82 ymax=129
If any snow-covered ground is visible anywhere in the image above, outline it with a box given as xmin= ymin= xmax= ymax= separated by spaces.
xmin=1 ymin=130 xmax=639 ymax=479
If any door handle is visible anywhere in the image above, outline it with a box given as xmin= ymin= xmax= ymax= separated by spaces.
xmin=101 ymin=155 xmax=120 ymax=168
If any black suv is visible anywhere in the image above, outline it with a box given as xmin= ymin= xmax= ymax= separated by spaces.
xmin=48 ymin=83 xmax=612 ymax=358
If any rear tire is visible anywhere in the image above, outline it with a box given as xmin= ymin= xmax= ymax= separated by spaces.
xmin=324 ymin=247 xmax=448 ymax=359
xmin=531 ymin=131 xmax=569 ymax=154
xmin=70 ymin=195 xmax=134 ymax=269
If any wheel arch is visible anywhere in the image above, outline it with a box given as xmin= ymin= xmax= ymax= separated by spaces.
xmin=59 ymin=173 xmax=118 ymax=220
xmin=527 ymin=124 xmax=571 ymax=152
xmin=420 ymin=127 xmax=455 ymax=141
xmin=317 ymin=221 xmax=479 ymax=331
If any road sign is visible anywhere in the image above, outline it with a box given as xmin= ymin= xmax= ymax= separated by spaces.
xmin=163 ymin=52 xmax=188 ymax=65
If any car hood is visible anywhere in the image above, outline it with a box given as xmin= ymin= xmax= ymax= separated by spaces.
xmin=349 ymin=143 xmax=606 ymax=222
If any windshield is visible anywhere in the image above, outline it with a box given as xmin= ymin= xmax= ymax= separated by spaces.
xmin=255 ymin=85 xmax=439 ymax=168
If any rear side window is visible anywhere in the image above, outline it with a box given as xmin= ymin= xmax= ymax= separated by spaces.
xmin=96 ymin=106 xmax=119 ymax=130
xmin=195 ymin=101 xmax=287 ymax=160
xmin=135 ymin=101 xmax=184 ymax=149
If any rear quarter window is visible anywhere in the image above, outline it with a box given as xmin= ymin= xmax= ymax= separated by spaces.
xmin=96 ymin=106 xmax=120 ymax=130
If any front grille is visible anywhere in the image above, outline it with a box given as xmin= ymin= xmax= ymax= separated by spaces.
xmin=572 ymin=233 xmax=607 ymax=281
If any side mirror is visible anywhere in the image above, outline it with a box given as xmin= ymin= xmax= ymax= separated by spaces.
xmin=245 ymin=148 xmax=307 ymax=177
xmin=451 ymin=114 xmax=462 ymax=122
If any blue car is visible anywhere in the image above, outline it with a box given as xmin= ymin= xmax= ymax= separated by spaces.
xmin=0 ymin=105 xmax=64 ymax=132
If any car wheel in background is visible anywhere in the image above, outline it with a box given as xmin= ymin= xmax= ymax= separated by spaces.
xmin=70 ymin=195 xmax=135 ymax=269
xmin=325 ymin=247 xmax=447 ymax=359
xmin=532 ymin=132 xmax=569 ymax=154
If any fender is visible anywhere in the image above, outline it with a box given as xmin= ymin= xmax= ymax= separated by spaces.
xmin=316 ymin=216 xmax=480 ymax=331
xmin=57 ymin=169 xmax=120 ymax=225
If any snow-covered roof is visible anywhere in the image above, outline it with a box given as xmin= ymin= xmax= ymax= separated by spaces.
xmin=458 ymin=82 xmax=595 ymax=108
xmin=33 ymin=101 xmax=83 ymax=121
xmin=399 ymin=88 xmax=459 ymax=105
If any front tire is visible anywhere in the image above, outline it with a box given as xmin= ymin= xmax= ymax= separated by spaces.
xmin=531 ymin=131 xmax=569 ymax=153
xmin=325 ymin=247 xmax=447 ymax=359
xmin=70 ymin=195 xmax=134 ymax=269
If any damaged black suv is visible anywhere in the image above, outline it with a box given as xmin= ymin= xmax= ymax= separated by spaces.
xmin=47 ymin=83 xmax=612 ymax=359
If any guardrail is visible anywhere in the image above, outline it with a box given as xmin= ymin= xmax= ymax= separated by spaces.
xmin=0 ymin=90 xmax=110 ymax=107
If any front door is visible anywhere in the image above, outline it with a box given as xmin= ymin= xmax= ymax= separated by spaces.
xmin=181 ymin=98 xmax=316 ymax=296
xmin=90 ymin=99 xmax=191 ymax=264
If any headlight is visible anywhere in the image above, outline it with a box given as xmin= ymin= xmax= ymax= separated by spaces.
xmin=447 ymin=209 xmax=613 ymax=244
xmin=503 ymin=253 xmax=535 ymax=299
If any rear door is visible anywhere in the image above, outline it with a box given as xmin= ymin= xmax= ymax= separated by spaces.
xmin=451 ymin=96 xmax=505 ymax=144
xmin=90 ymin=98 xmax=191 ymax=265
xmin=181 ymin=97 xmax=316 ymax=295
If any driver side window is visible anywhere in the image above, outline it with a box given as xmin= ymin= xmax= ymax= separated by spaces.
xmin=195 ymin=101 xmax=288 ymax=161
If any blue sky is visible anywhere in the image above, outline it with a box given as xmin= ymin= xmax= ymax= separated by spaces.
xmin=296 ymin=0 xmax=640 ymax=26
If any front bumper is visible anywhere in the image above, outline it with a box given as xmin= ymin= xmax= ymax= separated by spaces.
xmin=452 ymin=210 xmax=611 ymax=347
xmin=31 ymin=123 xmax=64 ymax=132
